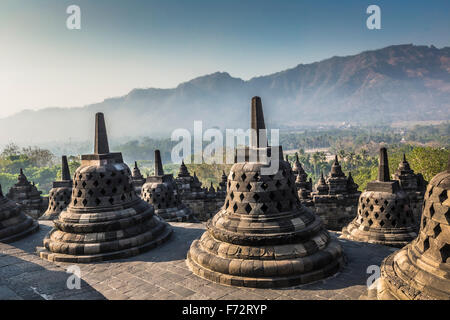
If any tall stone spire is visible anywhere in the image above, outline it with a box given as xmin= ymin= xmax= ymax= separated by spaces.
xmin=61 ymin=155 xmax=71 ymax=181
xmin=94 ymin=112 xmax=109 ymax=154
xmin=378 ymin=147 xmax=390 ymax=182
xmin=154 ymin=150 xmax=164 ymax=176
xmin=249 ymin=96 xmax=267 ymax=148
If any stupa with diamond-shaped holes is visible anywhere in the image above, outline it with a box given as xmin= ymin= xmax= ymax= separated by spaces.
xmin=377 ymin=154 xmax=450 ymax=300
xmin=342 ymin=147 xmax=418 ymax=247
xmin=186 ymin=96 xmax=344 ymax=288
xmin=131 ymin=161 xmax=146 ymax=195
xmin=141 ymin=150 xmax=193 ymax=222
xmin=37 ymin=113 xmax=172 ymax=263
xmin=40 ymin=156 xmax=73 ymax=221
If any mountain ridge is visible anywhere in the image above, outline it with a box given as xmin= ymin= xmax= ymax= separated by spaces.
xmin=2 ymin=44 xmax=450 ymax=144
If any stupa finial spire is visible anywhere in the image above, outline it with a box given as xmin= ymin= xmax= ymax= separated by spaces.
xmin=154 ymin=150 xmax=164 ymax=176
xmin=250 ymin=96 xmax=267 ymax=148
xmin=61 ymin=156 xmax=71 ymax=181
xmin=94 ymin=112 xmax=109 ymax=154
xmin=378 ymin=147 xmax=390 ymax=182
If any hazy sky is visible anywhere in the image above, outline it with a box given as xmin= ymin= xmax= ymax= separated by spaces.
xmin=1 ymin=0 xmax=449 ymax=118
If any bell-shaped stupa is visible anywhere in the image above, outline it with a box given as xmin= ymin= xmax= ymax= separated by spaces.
xmin=0 ymin=184 xmax=39 ymax=243
xmin=141 ymin=150 xmax=193 ymax=222
xmin=6 ymin=169 xmax=44 ymax=219
xmin=342 ymin=148 xmax=418 ymax=247
xmin=187 ymin=96 xmax=344 ymax=288
xmin=377 ymin=154 xmax=450 ymax=300
xmin=131 ymin=161 xmax=146 ymax=194
xmin=40 ymin=156 xmax=73 ymax=221
xmin=392 ymin=154 xmax=427 ymax=222
xmin=37 ymin=113 xmax=172 ymax=263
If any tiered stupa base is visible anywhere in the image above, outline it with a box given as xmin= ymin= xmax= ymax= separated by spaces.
xmin=156 ymin=206 xmax=194 ymax=222
xmin=37 ymin=200 xmax=172 ymax=263
xmin=0 ymin=198 xmax=39 ymax=243
xmin=187 ymin=225 xmax=344 ymax=288
xmin=377 ymin=248 xmax=449 ymax=300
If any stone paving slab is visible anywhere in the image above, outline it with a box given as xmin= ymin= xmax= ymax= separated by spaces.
xmin=0 ymin=221 xmax=396 ymax=300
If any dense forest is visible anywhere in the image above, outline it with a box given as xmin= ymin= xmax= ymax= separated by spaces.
xmin=0 ymin=123 xmax=448 ymax=195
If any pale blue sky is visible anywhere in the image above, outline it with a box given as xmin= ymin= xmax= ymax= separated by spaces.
xmin=1 ymin=0 xmax=449 ymax=117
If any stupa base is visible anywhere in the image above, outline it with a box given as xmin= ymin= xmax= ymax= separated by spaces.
xmin=377 ymin=246 xmax=450 ymax=300
xmin=186 ymin=236 xmax=344 ymax=288
xmin=156 ymin=206 xmax=194 ymax=222
xmin=37 ymin=224 xmax=172 ymax=263
xmin=341 ymin=221 xmax=417 ymax=248
xmin=0 ymin=219 xmax=39 ymax=243
xmin=39 ymin=212 xmax=60 ymax=221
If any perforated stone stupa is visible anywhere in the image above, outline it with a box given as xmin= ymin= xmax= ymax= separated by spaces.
xmin=37 ymin=113 xmax=172 ymax=263
xmin=6 ymin=169 xmax=45 ymax=219
xmin=187 ymin=96 xmax=344 ymax=288
xmin=377 ymin=154 xmax=450 ymax=300
xmin=141 ymin=150 xmax=193 ymax=222
xmin=40 ymin=156 xmax=73 ymax=221
xmin=0 ymin=184 xmax=39 ymax=243
xmin=309 ymin=156 xmax=361 ymax=230
xmin=131 ymin=161 xmax=146 ymax=194
xmin=342 ymin=148 xmax=418 ymax=247
xmin=392 ymin=154 xmax=427 ymax=222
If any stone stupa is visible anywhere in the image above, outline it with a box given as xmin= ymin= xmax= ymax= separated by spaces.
xmin=309 ymin=156 xmax=361 ymax=230
xmin=392 ymin=154 xmax=427 ymax=222
xmin=141 ymin=150 xmax=193 ymax=222
xmin=37 ymin=113 xmax=172 ymax=263
xmin=342 ymin=147 xmax=418 ymax=247
xmin=377 ymin=154 xmax=450 ymax=300
xmin=187 ymin=96 xmax=344 ymax=288
xmin=0 ymin=184 xmax=39 ymax=243
xmin=131 ymin=161 xmax=146 ymax=194
xmin=6 ymin=169 xmax=44 ymax=219
xmin=40 ymin=156 xmax=73 ymax=221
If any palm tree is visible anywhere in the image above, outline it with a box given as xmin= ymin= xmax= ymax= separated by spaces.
xmin=312 ymin=152 xmax=321 ymax=179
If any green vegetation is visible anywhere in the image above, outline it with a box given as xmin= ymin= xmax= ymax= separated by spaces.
xmin=0 ymin=123 xmax=448 ymax=195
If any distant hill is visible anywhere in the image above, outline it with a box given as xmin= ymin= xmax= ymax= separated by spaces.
xmin=1 ymin=44 xmax=449 ymax=144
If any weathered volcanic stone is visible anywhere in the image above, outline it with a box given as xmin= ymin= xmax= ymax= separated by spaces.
xmin=131 ymin=161 xmax=146 ymax=194
xmin=309 ymin=157 xmax=361 ymax=231
xmin=392 ymin=154 xmax=427 ymax=222
xmin=141 ymin=150 xmax=193 ymax=222
xmin=6 ymin=169 xmax=45 ymax=219
xmin=37 ymin=113 xmax=172 ymax=263
xmin=377 ymin=154 xmax=450 ymax=300
xmin=175 ymin=161 xmax=219 ymax=221
xmin=186 ymin=97 xmax=344 ymax=288
xmin=0 ymin=184 xmax=39 ymax=243
xmin=40 ymin=156 xmax=73 ymax=221
xmin=342 ymin=148 xmax=418 ymax=247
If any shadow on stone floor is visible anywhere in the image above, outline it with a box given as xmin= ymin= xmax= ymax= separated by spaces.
xmin=0 ymin=246 xmax=106 ymax=300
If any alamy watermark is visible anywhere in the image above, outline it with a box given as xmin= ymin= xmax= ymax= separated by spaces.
xmin=66 ymin=5 xmax=81 ymax=30
xmin=170 ymin=121 xmax=280 ymax=175
xmin=66 ymin=265 xmax=81 ymax=290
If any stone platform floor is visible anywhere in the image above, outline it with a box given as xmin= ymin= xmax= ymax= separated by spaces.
xmin=0 ymin=221 xmax=397 ymax=300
